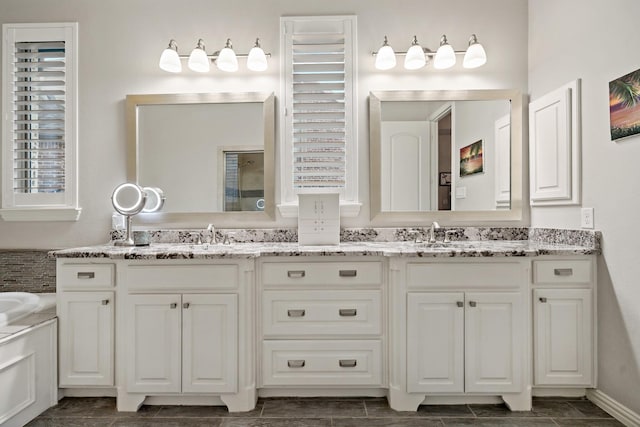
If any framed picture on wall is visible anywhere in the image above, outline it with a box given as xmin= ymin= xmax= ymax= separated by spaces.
xmin=439 ymin=172 xmax=452 ymax=186
xmin=459 ymin=139 xmax=484 ymax=177
xmin=609 ymin=68 xmax=640 ymax=141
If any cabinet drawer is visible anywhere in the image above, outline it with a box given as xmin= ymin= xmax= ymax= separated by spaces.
xmin=533 ymin=260 xmax=592 ymax=284
xmin=263 ymin=290 xmax=382 ymax=337
xmin=261 ymin=261 xmax=382 ymax=287
xmin=406 ymin=262 xmax=525 ymax=290
xmin=58 ymin=264 xmax=114 ymax=289
xmin=261 ymin=340 xmax=382 ymax=386
xmin=126 ymin=264 xmax=239 ymax=290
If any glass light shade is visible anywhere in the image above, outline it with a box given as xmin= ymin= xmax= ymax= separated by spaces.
xmin=404 ymin=44 xmax=426 ymax=70
xmin=188 ymin=47 xmax=210 ymax=72
xmin=217 ymin=47 xmax=238 ymax=72
xmin=434 ymin=43 xmax=456 ymax=69
xmin=247 ymin=46 xmax=268 ymax=71
xmin=159 ymin=47 xmax=181 ymax=73
xmin=463 ymin=42 xmax=487 ymax=68
xmin=375 ymin=44 xmax=396 ymax=70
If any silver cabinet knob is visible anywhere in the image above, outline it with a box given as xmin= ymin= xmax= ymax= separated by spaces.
xmin=339 ymin=359 xmax=357 ymax=368
xmin=339 ymin=270 xmax=357 ymax=277
xmin=287 ymin=309 xmax=306 ymax=317
xmin=554 ymin=268 xmax=573 ymax=276
xmin=456 ymin=301 xmax=464 ymax=308
xmin=77 ymin=272 xmax=95 ymax=279
xmin=170 ymin=303 xmax=178 ymax=309
xmin=539 ymin=297 xmax=548 ymax=303
xmin=101 ymin=299 xmax=109 ymax=305
xmin=339 ymin=308 xmax=357 ymax=317
xmin=183 ymin=302 xmax=191 ymax=309
xmin=287 ymin=270 xmax=306 ymax=278
xmin=469 ymin=301 xmax=477 ymax=307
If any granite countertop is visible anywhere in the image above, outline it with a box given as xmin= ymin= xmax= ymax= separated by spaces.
xmin=50 ymin=240 xmax=599 ymax=260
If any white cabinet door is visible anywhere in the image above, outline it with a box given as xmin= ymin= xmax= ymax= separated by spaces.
xmin=407 ymin=292 xmax=464 ymax=393
xmin=126 ymin=294 xmax=181 ymax=393
xmin=465 ymin=292 xmax=522 ymax=393
xmin=534 ymin=288 xmax=593 ymax=386
xmin=58 ymin=292 xmax=113 ymax=386
xmin=182 ymin=294 xmax=238 ymax=393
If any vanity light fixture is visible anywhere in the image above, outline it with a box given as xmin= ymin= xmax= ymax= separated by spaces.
xmin=374 ymin=36 xmax=396 ymax=70
xmin=372 ymin=33 xmax=487 ymax=70
xmin=159 ymin=38 xmax=271 ymax=73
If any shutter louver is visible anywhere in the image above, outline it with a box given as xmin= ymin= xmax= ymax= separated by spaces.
xmin=290 ymin=30 xmax=348 ymax=189
xmin=12 ymin=41 xmax=66 ymax=193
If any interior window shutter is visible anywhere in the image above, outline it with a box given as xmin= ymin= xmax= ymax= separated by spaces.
xmin=2 ymin=23 xmax=80 ymax=221
xmin=281 ymin=16 xmax=357 ymax=206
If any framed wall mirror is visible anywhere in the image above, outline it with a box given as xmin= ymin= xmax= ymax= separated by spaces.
xmin=369 ymin=89 xmax=524 ymax=225
xmin=126 ymin=92 xmax=275 ymax=225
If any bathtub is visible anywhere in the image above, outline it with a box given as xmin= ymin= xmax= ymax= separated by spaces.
xmin=0 ymin=292 xmax=57 ymax=427
xmin=0 ymin=292 xmax=56 ymax=327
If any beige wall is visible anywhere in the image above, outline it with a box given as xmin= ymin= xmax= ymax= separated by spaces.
xmin=529 ymin=0 xmax=640 ymax=414
xmin=0 ymin=0 xmax=527 ymax=249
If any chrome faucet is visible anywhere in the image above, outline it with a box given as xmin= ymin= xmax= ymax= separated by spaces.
xmin=429 ymin=221 xmax=441 ymax=243
xmin=206 ymin=224 xmax=216 ymax=244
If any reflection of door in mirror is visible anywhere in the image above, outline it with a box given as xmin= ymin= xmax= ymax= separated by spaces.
xmin=221 ymin=151 xmax=264 ymax=212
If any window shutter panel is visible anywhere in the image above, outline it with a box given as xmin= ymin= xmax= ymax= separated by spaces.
xmin=283 ymin=16 xmax=356 ymax=192
xmin=12 ymin=41 xmax=67 ymax=194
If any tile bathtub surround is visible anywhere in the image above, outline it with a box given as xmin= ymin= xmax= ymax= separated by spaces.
xmin=27 ymin=396 xmax=623 ymax=426
xmin=0 ymin=250 xmax=56 ymax=292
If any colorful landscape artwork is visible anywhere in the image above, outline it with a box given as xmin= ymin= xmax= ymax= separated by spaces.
xmin=609 ymin=68 xmax=640 ymax=140
xmin=459 ymin=139 xmax=484 ymax=177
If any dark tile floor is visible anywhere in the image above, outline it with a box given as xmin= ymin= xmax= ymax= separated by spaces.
xmin=27 ymin=396 xmax=623 ymax=426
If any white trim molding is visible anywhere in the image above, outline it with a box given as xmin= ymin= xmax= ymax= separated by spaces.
xmin=587 ymin=389 xmax=640 ymax=427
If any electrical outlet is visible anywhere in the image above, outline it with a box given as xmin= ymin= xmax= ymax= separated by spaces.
xmin=581 ymin=207 xmax=594 ymax=229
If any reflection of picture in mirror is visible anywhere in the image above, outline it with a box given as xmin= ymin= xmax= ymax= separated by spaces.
xmin=223 ymin=151 xmax=264 ymax=212
xmin=459 ymin=140 xmax=484 ymax=177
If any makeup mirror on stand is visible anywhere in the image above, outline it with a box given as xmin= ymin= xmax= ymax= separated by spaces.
xmin=111 ymin=183 xmax=147 ymax=246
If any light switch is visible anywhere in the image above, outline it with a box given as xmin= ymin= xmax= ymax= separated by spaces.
xmin=581 ymin=207 xmax=594 ymax=229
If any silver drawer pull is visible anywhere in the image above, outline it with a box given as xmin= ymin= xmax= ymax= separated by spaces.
xmin=287 ymin=270 xmax=306 ymax=278
xmin=339 ymin=359 xmax=357 ymax=368
xmin=287 ymin=309 xmax=306 ymax=317
xmin=77 ymin=272 xmax=95 ymax=279
xmin=287 ymin=360 xmax=305 ymax=368
xmin=539 ymin=297 xmax=548 ymax=303
xmin=339 ymin=308 xmax=357 ymax=317
xmin=339 ymin=269 xmax=357 ymax=277
xmin=183 ymin=302 xmax=191 ymax=309
xmin=170 ymin=303 xmax=178 ymax=309
xmin=469 ymin=301 xmax=477 ymax=307
xmin=101 ymin=299 xmax=109 ymax=305
xmin=456 ymin=301 xmax=464 ymax=308
xmin=554 ymin=268 xmax=573 ymax=276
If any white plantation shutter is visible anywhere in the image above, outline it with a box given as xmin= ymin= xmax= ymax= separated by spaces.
xmin=2 ymin=23 xmax=80 ymax=221
xmin=281 ymin=16 xmax=359 ymax=212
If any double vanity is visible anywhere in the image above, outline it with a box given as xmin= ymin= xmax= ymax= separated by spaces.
xmin=52 ymin=229 xmax=598 ymax=413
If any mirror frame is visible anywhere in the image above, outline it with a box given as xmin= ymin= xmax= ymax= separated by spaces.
xmin=369 ymin=89 xmax=525 ymax=225
xmin=125 ymin=92 xmax=275 ymax=225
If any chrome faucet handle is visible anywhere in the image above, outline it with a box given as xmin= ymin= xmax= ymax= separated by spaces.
xmin=409 ymin=229 xmax=423 ymax=243
xmin=206 ymin=224 xmax=216 ymax=244
xmin=444 ymin=230 xmax=457 ymax=243
xmin=190 ymin=232 xmax=202 ymax=245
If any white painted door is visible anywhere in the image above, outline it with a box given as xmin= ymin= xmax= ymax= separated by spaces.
xmin=182 ymin=294 xmax=238 ymax=393
xmin=465 ymin=292 xmax=522 ymax=393
xmin=494 ymin=115 xmax=511 ymax=209
xmin=534 ymin=288 xmax=593 ymax=386
xmin=126 ymin=294 xmax=181 ymax=393
xmin=58 ymin=292 xmax=113 ymax=386
xmin=381 ymin=121 xmax=430 ymax=211
xmin=407 ymin=292 xmax=464 ymax=393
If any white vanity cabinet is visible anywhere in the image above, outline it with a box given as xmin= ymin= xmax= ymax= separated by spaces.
xmin=390 ymin=259 xmax=530 ymax=411
xmin=125 ymin=293 xmax=237 ymax=394
xmin=532 ymin=257 xmax=596 ymax=388
xmin=56 ymin=262 xmax=115 ymax=387
xmin=116 ymin=260 xmax=254 ymax=412
xmin=258 ymin=258 xmax=385 ymax=390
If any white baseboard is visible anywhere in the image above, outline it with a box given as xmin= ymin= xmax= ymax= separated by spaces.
xmin=587 ymin=389 xmax=640 ymax=427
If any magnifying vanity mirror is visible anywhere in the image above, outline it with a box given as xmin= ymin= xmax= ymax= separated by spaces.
xmin=126 ymin=92 xmax=275 ymax=225
xmin=369 ymin=89 xmax=524 ymax=224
